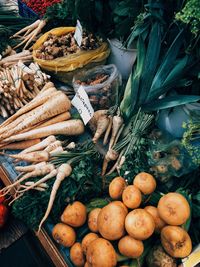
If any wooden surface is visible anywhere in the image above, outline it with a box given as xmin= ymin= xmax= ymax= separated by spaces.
xmin=0 ymin=165 xmax=68 ymax=267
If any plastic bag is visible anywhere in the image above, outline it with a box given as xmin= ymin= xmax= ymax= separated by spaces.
xmin=32 ymin=27 xmax=110 ymax=83
xmin=73 ymin=64 xmax=122 ymax=110
xmin=148 ymin=129 xmax=197 ymax=182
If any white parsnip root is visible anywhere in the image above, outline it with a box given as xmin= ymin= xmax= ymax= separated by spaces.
xmin=38 ymin=163 xmax=72 ymax=232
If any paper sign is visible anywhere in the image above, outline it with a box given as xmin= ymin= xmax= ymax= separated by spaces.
xmin=182 ymin=244 xmax=200 ymax=267
xmin=71 ymin=86 xmax=94 ymax=125
xmin=74 ymin=20 xmax=83 ymax=47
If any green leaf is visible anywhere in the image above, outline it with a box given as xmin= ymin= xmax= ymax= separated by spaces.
xmin=138 ymin=21 xmax=162 ymax=106
xmin=143 ymin=95 xmax=200 ymax=111
xmin=149 ymin=30 xmax=184 ymax=94
xmin=148 ymin=55 xmax=190 ymax=101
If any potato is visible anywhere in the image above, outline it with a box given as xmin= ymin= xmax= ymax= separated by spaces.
xmin=118 ymin=235 xmax=144 ymax=258
xmin=97 ymin=203 xmax=126 ymax=240
xmin=52 ymin=223 xmax=76 ymax=247
xmin=61 ymin=201 xmax=87 ymax=227
xmin=82 ymin=233 xmax=99 ymax=255
xmin=125 ymin=209 xmax=155 ymax=240
xmin=70 ymin=242 xmax=85 ymax=267
xmin=157 ymin=193 xmax=190 ymax=226
xmin=161 ymin=226 xmax=192 ymax=258
xmin=133 ymin=172 xmax=156 ymax=195
xmin=122 ymin=185 xmax=142 ymax=209
xmin=111 ymin=201 xmax=128 ymax=215
xmin=109 ymin=176 xmax=127 ymax=199
xmin=88 ymin=208 xmax=101 ymax=233
xmin=144 ymin=206 xmax=166 ymax=233
xmin=86 ymin=238 xmax=117 ymax=267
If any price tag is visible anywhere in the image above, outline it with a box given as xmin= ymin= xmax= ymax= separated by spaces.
xmin=182 ymin=244 xmax=200 ymax=267
xmin=74 ymin=20 xmax=83 ymax=47
xmin=71 ymin=86 xmax=94 ymax=125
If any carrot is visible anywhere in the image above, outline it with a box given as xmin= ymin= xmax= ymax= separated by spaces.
xmin=0 ymin=92 xmax=71 ymax=140
xmin=109 ymin=115 xmax=124 ymax=149
xmin=103 ymin=116 xmax=113 ymax=145
xmin=2 ymin=120 xmax=84 ymax=143
xmin=34 ymin=112 xmax=71 ymax=129
xmin=20 ymin=136 xmax=56 ymax=154
xmin=1 ymin=151 xmax=50 ymax=163
xmin=101 ymin=149 xmax=119 ymax=176
xmin=0 ymin=164 xmax=55 ymax=196
xmin=38 ymin=163 xmax=72 ymax=232
xmin=15 ymin=162 xmax=47 ymax=173
xmin=12 ymin=20 xmax=41 ymax=37
xmin=0 ymin=139 xmax=41 ymax=150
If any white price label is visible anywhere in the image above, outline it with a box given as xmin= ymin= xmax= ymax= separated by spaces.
xmin=74 ymin=20 xmax=83 ymax=47
xmin=71 ymin=86 xmax=94 ymax=125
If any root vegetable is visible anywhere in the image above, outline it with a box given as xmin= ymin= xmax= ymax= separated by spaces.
xmin=44 ymin=140 xmax=62 ymax=152
xmin=38 ymin=163 xmax=72 ymax=231
xmin=86 ymin=238 xmax=117 ymax=267
xmin=2 ymin=120 xmax=84 ymax=143
xmin=109 ymin=177 xmax=127 ymax=200
xmin=102 ymin=149 xmax=118 ymax=176
xmin=61 ymin=201 xmax=87 ymax=228
xmin=35 ymin=112 xmax=71 ymax=129
xmin=88 ymin=208 xmax=101 ymax=233
xmin=0 ymin=139 xmax=41 ymax=150
xmin=15 ymin=162 xmax=47 ymax=173
xmin=118 ymin=236 xmax=144 ymax=258
xmin=161 ymin=226 xmax=192 ymax=258
xmin=144 ymin=206 xmax=166 ymax=233
xmin=110 ymin=201 xmax=128 ymax=215
xmin=97 ymin=202 xmax=126 ymax=240
xmin=157 ymin=193 xmax=190 ymax=226
xmin=2 ymin=151 xmax=49 ymax=163
xmin=122 ymin=185 xmax=142 ymax=209
xmin=52 ymin=223 xmax=76 ymax=247
xmin=125 ymin=209 xmax=155 ymax=240
xmin=20 ymin=136 xmax=56 ymax=154
xmin=49 ymin=146 xmax=63 ymax=156
xmin=103 ymin=116 xmax=112 ymax=145
xmin=81 ymin=233 xmax=99 ymax=255
xmin=109 ymin=115 xmax=123 ymax=149
xmin=133 ymin=172 xmax=156 ymax=195
xmin=70 ymin=243 xmax=85 ymax=267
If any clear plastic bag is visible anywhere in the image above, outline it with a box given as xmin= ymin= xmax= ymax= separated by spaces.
xmin=72 ymin=64 xmax=122 ymax=110
xmin=147 ymin=129 xmax=198 ymax=182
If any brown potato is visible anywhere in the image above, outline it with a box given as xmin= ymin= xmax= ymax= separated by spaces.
xmin=157 ymin=193 xmax=190 ymax=226
xmin=52 ymin=223 xmax=76 ymax=247
xmin=86 ymin=238 xmax=117 ymax=267
xmin=144 ymin=206 xmax=166 ymax=233
xmin=161 ymin=226 xmax=192 ymax=258
xmin=81 ymin=233 xmax=99 ymax=255
xmin=61 ymin=201 xmax=87 ymax=227
xmin=97 ymin=203 xmax=126 ymax=240
xmin=118 ymin=235 xmax=144 ymax=258
xmin=110 ymin=201 xmax=128 ymax=215
xmin=125 ymin=209 xmax=155 ymax=240
xmin=70 ymin=242 xmax=85 ymax=267
xmin=133 ymin=172 xmax=156 ymax=195
xmin=88 ymin=208 xmax=101 ymax=233
xmin=109 ymin=176 xmax=127 ymax=199
xmin=122 ymin=185 xmax=142 ymax=209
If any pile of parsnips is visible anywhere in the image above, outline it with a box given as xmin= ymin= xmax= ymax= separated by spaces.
xmin=0 ymin=81 xmax=84 ymax=147
xmin=0 ymin=61 xmax=49 ymax=118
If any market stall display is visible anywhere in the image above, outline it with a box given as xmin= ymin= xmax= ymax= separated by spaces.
xmin=0 ymin=0 xmax=199 ymax=267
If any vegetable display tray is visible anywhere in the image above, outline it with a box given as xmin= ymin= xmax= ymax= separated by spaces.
xmin=17 ymin=0 xmax=40 ymax=19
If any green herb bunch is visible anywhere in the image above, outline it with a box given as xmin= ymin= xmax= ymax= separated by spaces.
xmin=176 ymin=0 xmax=200 ymax=35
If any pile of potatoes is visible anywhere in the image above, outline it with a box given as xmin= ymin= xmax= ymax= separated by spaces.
xmin=52 ymin=172 xmax=192 ymax=267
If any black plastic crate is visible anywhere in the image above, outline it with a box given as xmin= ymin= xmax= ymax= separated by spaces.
xmin=18 ymin=0 xmax=40 ymax=19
